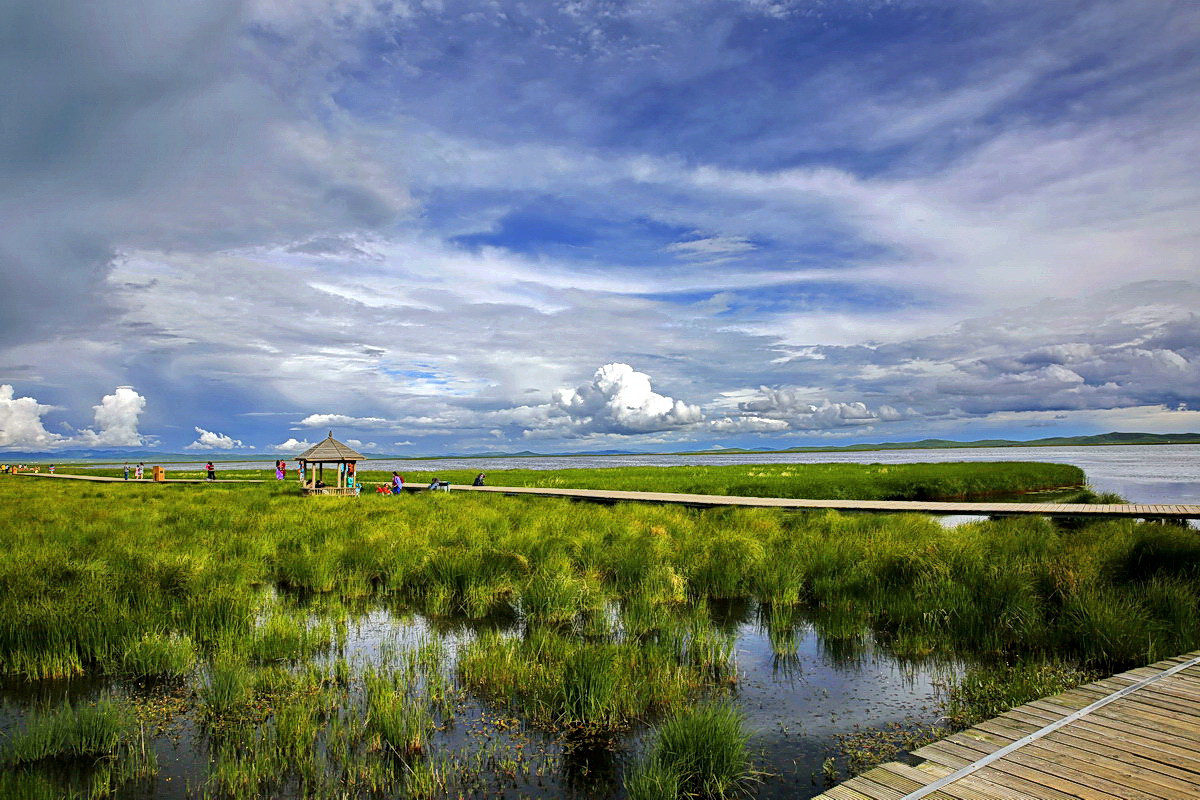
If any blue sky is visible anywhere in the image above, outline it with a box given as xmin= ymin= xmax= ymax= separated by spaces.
xmin=1 ymin=0 xmax=1198 ymax=454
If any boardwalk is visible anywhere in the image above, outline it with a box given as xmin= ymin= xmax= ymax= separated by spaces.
xmin=456 ymin=485 xmax=1200 ymax=520
xmin=814 ymin=651 xmax=1200 ymax=800
xmin=12 ymin=472 xmax=264 ymax=484
xmin=9 ymin=474 xmax=1200 ymax=518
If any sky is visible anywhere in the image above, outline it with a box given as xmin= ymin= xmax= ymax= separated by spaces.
xmin=1 ymin=0 xmax=1198 ymax=455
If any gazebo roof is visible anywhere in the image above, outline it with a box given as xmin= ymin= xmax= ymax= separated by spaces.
xmin=297 ymin=432 xmax=364 ymax=462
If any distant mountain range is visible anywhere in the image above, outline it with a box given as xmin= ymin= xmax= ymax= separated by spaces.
xmin=4 ymin=431 xmax=1197 ymax=463
xmin=676 ymin=431 xmax=1200 ymax=455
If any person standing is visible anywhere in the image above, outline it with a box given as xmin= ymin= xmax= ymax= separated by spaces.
xmin=391 ymin=472 xmax=404 ymax=495
xmin=206 ymin=461 xmax=216 ymax=481
xmin=123 ymin=463 xmax=129 ymax=480
xmin=275 ymin=460 xmax=285 ymax=480
xmin=135 ymin=463 xmax=144 ymax=480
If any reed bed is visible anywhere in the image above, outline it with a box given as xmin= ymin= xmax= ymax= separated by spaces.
xmin=0 ymin=467 xmax=1193 ymax=798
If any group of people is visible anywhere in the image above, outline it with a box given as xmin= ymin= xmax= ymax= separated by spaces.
xmin=0 ymin=464 xmax=39 ymax=474
xmin=122 ymin=463 xmax=146 ymax=480
xmin=274 ymin=460 xmax=288 ymax=480
xmin=373 ymin=472 xmax=474 ymax=494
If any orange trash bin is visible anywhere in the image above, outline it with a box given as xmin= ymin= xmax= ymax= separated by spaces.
xmin=153 ymin=466 xmax=165 ymax=482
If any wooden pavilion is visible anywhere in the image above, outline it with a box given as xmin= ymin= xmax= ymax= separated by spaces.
xmin=297 ymin=432 xmax=363 ymax=496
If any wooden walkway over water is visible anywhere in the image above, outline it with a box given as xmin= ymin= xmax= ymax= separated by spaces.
xmin=815 ymin=651 xmax=1200 ymax=800
xmin=9 ymin=474 xmax=1200 ymax=518
xmin=457 ymin=485 xmax=1200 ymax=520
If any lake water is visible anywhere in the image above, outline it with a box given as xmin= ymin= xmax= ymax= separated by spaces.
xmin=119 ymin=443 xmax=1200 ymax=504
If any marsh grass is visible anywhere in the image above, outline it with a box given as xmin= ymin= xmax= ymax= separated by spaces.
xmin=625 ymin=701 xmax=757 ymax=799
xmin=62 ymin=460 xmax=1084 ymax=501
xmin=1 ymin=469 xmax=1196 ymax=798
xmin=1 ymin=695 xmax=156 ymax=798
xmin=117 ymin=631 xmax=197 ymax=679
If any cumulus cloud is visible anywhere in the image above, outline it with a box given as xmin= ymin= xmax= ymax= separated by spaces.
xmin=0 ymin=385 xmax=63 ymax=450
xmin=0 ymin=385 xmax=147 ymax=450
xmin=271 ymin=438 xmax=313 ymax=453
xmin=77 ymin=387 xmax=148 ymax=447
xmin=185 ymin=427 xmax=251 ymax=450
xmin=345 ymin=439 xmax=378 ymax=450
xmin=544 ymin=363 xmax=703 ymax=436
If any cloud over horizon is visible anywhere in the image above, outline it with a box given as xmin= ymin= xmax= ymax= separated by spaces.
xmin=1 ymin=1 xmax=1197 ymax=454
xmin=0 ymin=385 xmax=148 ymax=451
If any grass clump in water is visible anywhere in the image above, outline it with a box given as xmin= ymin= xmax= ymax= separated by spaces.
xmin=365 ymin=668 xmax=436 ymax=756
xmin=1 ymin=695 xmax=156 ymax=797
xmin=624 ymin=701 xmax=756 ymax=799
xmin=117 ymin=630 xmax=197 ymax=679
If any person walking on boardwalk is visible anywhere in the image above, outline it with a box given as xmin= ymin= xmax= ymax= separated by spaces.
xmin=123 ymin=463 xmax=129 ymax=480
xmin=391 ymin=471 xmax=404 ymax=495
xmin=135 ymin=463 xmax=144 ymax=480
xmin=206 ymin=461 xmax=216 ymax=481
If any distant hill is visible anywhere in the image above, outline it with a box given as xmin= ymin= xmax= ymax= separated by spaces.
xmin=679 ymin=431 xmax=1200 ymax=456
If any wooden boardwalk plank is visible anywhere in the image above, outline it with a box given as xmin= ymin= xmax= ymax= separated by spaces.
xmin=815 ymin=651 xmax=1200 ymax=800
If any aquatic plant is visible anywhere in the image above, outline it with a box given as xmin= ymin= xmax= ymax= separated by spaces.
xmin=625 ymin=701 xmax=756 ymax=799
xmin=942 ymin=660 xmax=1100 ymax=729
xmin=116 ymin=630 xmax=197 ymax=679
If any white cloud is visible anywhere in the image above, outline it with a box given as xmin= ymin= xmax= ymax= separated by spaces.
xmin=345 ymin=438 xmax=378 ymax=450
xmin=545 ymin=363 xmax=703 ymax=436
xmin=271 ymin=437 xmax=313 ymax=453
xmin=75 ymin=386 xmax=148 ymax=447
xmin=0 ymin=385 xmax=148 ymax=450
xmin=0 ymin=384 xmax=63 ymax=450
xmin=708 ymin=415 xmax=790 ymax=433
xmin=663 ymin=235 xmax=757 ymax=261
xmin=295 ymin=413 xmax=392 ymax=429
xmin=185 ymin=427 xmax=251 ymax=450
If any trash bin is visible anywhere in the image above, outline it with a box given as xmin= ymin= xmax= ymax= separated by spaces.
xmin=153 ymin=466 xmax=165 ymax=482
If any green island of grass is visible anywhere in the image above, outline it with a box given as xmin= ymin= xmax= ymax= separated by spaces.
xmin=62 ymin=459 xmax=1087 ymax=501
xmin=1 ymin=462 xmax=1195 ymax=799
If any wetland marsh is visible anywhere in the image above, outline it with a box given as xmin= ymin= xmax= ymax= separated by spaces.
xmin=2 ymin=461 xmax=1197 ymax=799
